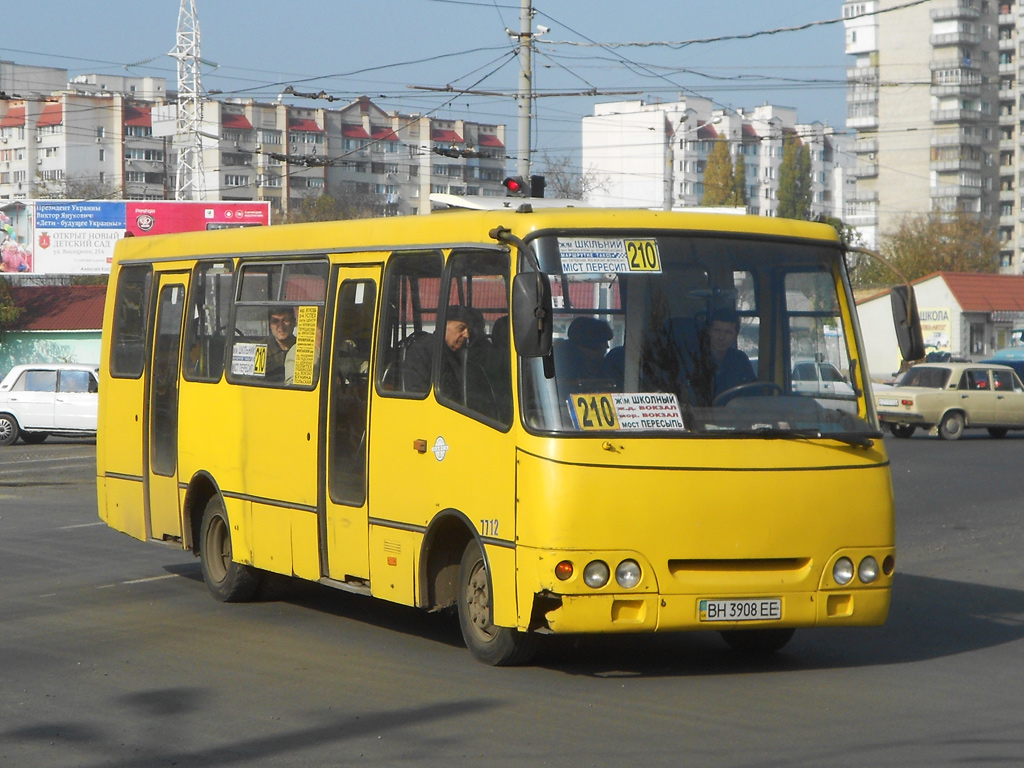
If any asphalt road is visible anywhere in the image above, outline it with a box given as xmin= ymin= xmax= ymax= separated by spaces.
xmin=2 ymin=432 xmax=1023 ymax=767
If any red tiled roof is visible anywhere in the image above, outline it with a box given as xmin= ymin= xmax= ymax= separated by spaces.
xmin=36 ymin=103 xmax=63 ymax=128
xmin=7 ymin=285 xmax=106 ymax=332
xmin=222 ymin=113 xmax=253 ymax=130
xmin=741 ymin=124 xmax=760 ymax=139
xmin=696 ymin=122 xmax=718 ymax=140
xmin=934 ymin=272 xmax=1024 ymax=312
xmin=1 ymin=106 xmax=26 ymax=128
xmin=124 ymin=105 xmax=152 ymax=127
xmin=477 ymin=133 xmax=504 ymax=148
xmin=342 ymin=123 xmax=370 ymax=139
xmin=432 ymin=129 xmax=464 ymax=143
xmin=289 ymin=118 xmax=323 ymax=132
xmin=371 ymin=127 xmax=399 ymax=141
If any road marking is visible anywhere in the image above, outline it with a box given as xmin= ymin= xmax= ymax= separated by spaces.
xmin=122 ymin=574 xmax=179 ymax=585
xmin=59 ymin=522 xmax=106 ymax=529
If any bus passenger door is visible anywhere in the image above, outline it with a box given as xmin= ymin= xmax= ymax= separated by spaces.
xmin=146 ymin=274 xmax=188 ymax=542
xmin=322 ymin=270 xmax=379 ymax=582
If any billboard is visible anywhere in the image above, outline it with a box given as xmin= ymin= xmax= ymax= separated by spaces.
xmin=1 ymin=200 xmax=271 ymax=275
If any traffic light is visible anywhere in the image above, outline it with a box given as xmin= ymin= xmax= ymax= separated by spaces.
xmin=530 ymin=174 xmax=545 ymax=198
xmin=502 ymin=176 xmax=528 ymax=196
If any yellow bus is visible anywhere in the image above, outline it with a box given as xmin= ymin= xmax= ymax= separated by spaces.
xmin=97 ymin=206 xmax=912 ymax=665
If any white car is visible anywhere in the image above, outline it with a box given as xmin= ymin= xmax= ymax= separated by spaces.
xmin=790 ymin=360 xmax=855 ymax=397
xmin=0 ymin=363 xmax=100 ymax=446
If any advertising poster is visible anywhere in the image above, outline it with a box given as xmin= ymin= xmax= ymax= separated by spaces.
xmin=0 ymin=200 xmax=271 ymax=275
xmin=920 ymin=307 xmax=952 ymax=352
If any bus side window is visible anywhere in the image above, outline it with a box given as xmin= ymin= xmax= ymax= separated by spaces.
xmin=376 ymin=252 xmax=443 ymax=396
xmin=439 ymin=250 xmax=512 ymax=426
xmin=110 ymin=265 xmax=153 ymax=378
xmin=329 ymin=279 xmax=376 ymax=506
xmin=184 ymin=261 xmax=234 ymax=382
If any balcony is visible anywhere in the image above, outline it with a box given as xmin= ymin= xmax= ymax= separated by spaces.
xmin=848 ymin=115 xmax=879 ymax=129
xmin=931 ymin=159 xmax=982 ymax=171
xmin=930 ymin=31 xmax=982 ymax=46
xmin=853 ymin=164 xmax=879 ymax=178
xmin=932 ymin=82 xmax=981 ymax=97
xmin=930 ymin=5 xmax=982 ymax=20
xmin=932 ymin=184 xmax=982 ymax=198
xmin=932 ymin=132 xmax=982 ymax=146
xmin=931 ymin=108 xmax=983 ymax=122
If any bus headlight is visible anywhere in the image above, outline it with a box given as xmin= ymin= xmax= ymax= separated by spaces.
xmin=858 ymin=556 xmax=880 ymax=584
xmin=615 ymin=559 xmax=641 ymax=589
xmin=833 ymin=557 xmax=854 ymax=585
xmin=583 ymin=560 xmax=610 ymax=589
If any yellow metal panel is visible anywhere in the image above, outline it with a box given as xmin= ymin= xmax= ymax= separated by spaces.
xmin=369 ymin=525 xmax=420 ymax=606
xmin=98 ymin=476 xmax=147 ymax=541
xmin=252 ymin=503 xmax=291 ymax=576
xmin=291 ymin=509 xmax=321 ymax=581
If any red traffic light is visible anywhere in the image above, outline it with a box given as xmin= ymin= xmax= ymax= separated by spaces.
xmin=502 ymin=176 xmax=527 ymax=196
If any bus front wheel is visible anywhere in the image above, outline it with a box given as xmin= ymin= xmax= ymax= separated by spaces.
xmin=199 ymin=496 xmax=260 ymax=602
xmin=457 ymin=539 xmax=536 ymax=666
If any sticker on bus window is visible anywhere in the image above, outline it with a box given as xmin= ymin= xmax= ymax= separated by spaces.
xmin=231 ymin=342 xmax=263 ymax=377
xmin=557 ymin=237 xmax=661 ymax=274
xmin=290 ymin=305 xmax=320 ymax=386
xmin=569 ymin=392 xmax=684 ymax=431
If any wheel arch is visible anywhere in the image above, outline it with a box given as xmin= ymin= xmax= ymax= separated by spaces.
xmin=940 ymin=407 xmax=968 ymax=425
xmin=417 ymin=508 xmax=479 ymax=612
xmin=182 ymin=470 xmax=224 ymax=553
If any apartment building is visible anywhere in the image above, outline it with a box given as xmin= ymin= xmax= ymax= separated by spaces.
xmin=581 ymin=98 xmax=849 ymax=218
xmin=0 ymin=63 xmax=508 ymax=218
xmin=843 ymin=1 xmax=1011 ymax=267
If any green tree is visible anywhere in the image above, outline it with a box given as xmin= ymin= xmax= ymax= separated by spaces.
xmin=0 ymin=277 xmax=23 ymax=331
xmin=730 ymin=152 xmax=747 ymax=207
xmin=777 ymin=136 xmax=812 ymax=220
xmin=701 ymin=139 xmax=734 ymax=206
xmin=851 ymin=212 xmax=999 ymax=290
xmin=286 ymin=187 xmax=390 ymax=223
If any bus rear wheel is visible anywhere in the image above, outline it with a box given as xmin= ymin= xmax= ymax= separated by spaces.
xmin=457 ymin=539 xmax=536 ymax=666
xmin=720 ymin=627 xmax=795 ymax=655
xmin=199 ymin=496 xmax=260 ymax=602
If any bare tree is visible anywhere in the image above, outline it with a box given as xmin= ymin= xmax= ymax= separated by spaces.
xmin=535 ymin=152 xmax=608 ymax=201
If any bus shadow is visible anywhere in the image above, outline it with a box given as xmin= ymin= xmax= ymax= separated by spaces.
xmin=165 ymin=564 xmax=1024 ymax=675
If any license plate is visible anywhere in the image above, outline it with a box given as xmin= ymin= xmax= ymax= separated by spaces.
xmin=878 ymin=398 xmax=898 ymax=407
xmin=699 ymin=598 xmax=782 ymax=622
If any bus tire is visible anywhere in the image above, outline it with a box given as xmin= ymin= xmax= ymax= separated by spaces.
xmin=938 ymin=411 xmax=965 ymax=441
xmin=0 ymin=413 xmax=20 ymax=446
xmin=720 ymin=627 xmax=795 ymax=654
xmin=199 ymin=496 xmax=260 ymax=603
xmin=457 ymin=538 xmax=536 ymax=666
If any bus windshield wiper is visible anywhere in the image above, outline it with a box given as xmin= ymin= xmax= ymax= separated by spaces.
xmin=741 ymin=425 xmax=877 ymax=448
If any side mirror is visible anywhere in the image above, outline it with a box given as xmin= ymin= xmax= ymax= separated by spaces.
xmin=512 ymin=272 xmax=553 ymax=357
xmin=891 ymin=284 xmax=925 ymax=362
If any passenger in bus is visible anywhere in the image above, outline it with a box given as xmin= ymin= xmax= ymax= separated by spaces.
xmin=265 ymin=306 xmax=296 ymax=382
xmin=561 ymin=317 xmax=614 ymax=379
xmin=403 ymin=305 xmax=472 ymax=394
xmin=706 ymin=307 xmax=756 ymax=397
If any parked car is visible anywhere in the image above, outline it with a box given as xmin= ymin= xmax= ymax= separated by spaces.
xmin=875 ymin=362 xmax=1024 ymax=440
xmin=790 ymin=360 xmax=855 ymax=398
xmin=0 ymin=363 xmax=100 ymax=446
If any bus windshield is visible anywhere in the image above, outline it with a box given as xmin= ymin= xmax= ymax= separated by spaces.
xmin=521 ymin=234 xmax=873 ymax=438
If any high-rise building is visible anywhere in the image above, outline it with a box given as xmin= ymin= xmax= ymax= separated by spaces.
xmin=0 ymin=62 xmax=508 ymax=218
xmin=581 ymin=98 xmax=849 ymax=218
xmin=843 ymin=1 xmax=1012 ymax=267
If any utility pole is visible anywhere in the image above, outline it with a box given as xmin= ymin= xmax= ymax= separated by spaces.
xmin=172 ymin=0 xmax=206 ymax=200
xmin=517 ymin=0 xmax=533 ymax=181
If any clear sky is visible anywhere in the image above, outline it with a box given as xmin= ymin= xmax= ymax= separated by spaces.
xmin=1 ymin=0 xmax=849 ymax=169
